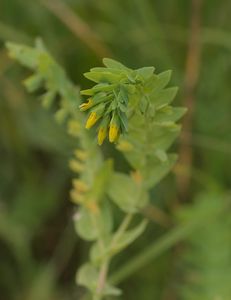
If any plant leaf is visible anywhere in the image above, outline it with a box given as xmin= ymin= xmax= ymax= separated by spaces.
xmin=107 ymin=172 xmax=148 ymax=213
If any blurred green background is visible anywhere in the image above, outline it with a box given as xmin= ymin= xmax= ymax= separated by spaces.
xmin=1 ymin=0 xmax=231 ymax=299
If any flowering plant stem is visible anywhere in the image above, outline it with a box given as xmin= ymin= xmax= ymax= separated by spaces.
xmin=94 ymin=261 xmax=109 ymax=300
xmin=5 ymin=41 xmax=185 ymax=299
xmin=94 ymin=213 xmax=133 ymax=300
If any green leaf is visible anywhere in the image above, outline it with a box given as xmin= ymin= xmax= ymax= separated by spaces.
xmin=90 ymin=67 xmax=125 ymax=75
xmin=103 ymin=285 xmax=122 ymax=297
xmin=136 ymin=66 xmax=155 ymax=80
xmin=77 ymin=263 xmax=121 ymax=296
xmin=74 ymin=207 xmax=99 ymax=241
xmin=148 ymin=70 xmax=172 ymax=93
xmin=139 ymin=96 xmax=149 ymax=113
xmin=154 ymin=149 xmax=168 ymax=162
xmin=118 ymin=86 xmax=129 ymax=104
xmin=84 ymin=71 xmax=122 ymax=83
xmin=6 ymin=42 xmax=41 ymax=69
xmin=146 ymin=125 xmax=181 ymax=151
xmin=92 ymin=83 xmax=117 ymax=92
xmin=111 ymin=220 xmax=148 ymax=255
xmin=54 ymin=108 xmax=68 ymax=123
xmin=74 ymin=200 xmax=113 ymax=241
xmin=40 ymin=90 xmax=56 ymax=109
xmin=23 ymin=74 xmax=43 ymax=92
xmin=103 ymin=58 xmax=129 ymax=70
xmin=107 ymin=172 xmax=148 ymax=213
xmin=90 ymin=239 xmax=110 ymax=265
xmin=87 ymin=159 xmax=113 ymax=203
xmin=80 ymin=88 xmax=94 ymax=96
xmin=38 ymin=54 xmax=66 ymax=90
xmin=152 ymin=87 xmax=178 ymax=108
xmin=154 ymin=106 xmax=187 ymax=123
xmin=118 ymin=111 xmax=128 ymax=132
xmin=142 ymin=154 xmax=178 ymax=188
xmin=90 ymin=220 xmax=147 ymax=264
xmin=76 ymin=263 xmax=98 ymax=292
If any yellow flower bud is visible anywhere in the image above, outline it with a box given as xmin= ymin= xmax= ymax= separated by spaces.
xmin=79 ymin=98 xmax=93 ymax=111
xmin=67 ymin=119 xmax=81 ymax=137
xmin=72 ymin=179 xmax=89 ymax=193
xmin=69 ymin=159 xmax=85 ymax=173
xmin=85 ymin=112 xmax=100 ymax=129
xmin=98 ymin=126 xmax=107 ymax=145
xmin=109 ymin=112 xmax=120 ymax=143
xmin=74 ymin=149 xmax=88 ymax=161
xmin=70 ymin=189 xmax=84 ymax=204
xmin=109 ymin=124 xmax=119 ymax=143
xmin=85 ymin=103 xmax=106 ymax=129
xmin=97 ymin=115 xmax=110 ymax=145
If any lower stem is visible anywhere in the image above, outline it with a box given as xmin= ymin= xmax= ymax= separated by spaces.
xmin=95 ymin=260 xmax=109 ymax=300
xmin=93 ymin=213 xmax=133 ymax=300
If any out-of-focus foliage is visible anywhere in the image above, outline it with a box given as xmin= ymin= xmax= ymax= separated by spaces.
xmin=0 ymin=0 xmax=231 ymax=300
xmin=177 ymin=192 xmax=231 ymax=300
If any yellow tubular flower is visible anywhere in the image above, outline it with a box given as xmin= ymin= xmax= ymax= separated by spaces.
xmin=85 ymin=112 xmax=100 ymax=129
xmin=109 ymin=113 xmax=120 ymax=143
xmin=70 ymin=189 xmax=84 ymax=204
xmin=79 ymin=98 xmax=93 ymax=111
xmin=97 ymin=126 xmax=107 ymax=145
xmin=109 ymin=123 xmax=119 ymax=143
xmin=74 ymin=149 xmax=88 ymax=161
xmin=67 ymin=119 xmax=81 ymax=137
xmin=72 ymin=179 xmax=89 ymax=193
xmin=69 ymin=159 xmax=85 ymax=173
xmin=97 ymin=115 xmax=110 ymax=145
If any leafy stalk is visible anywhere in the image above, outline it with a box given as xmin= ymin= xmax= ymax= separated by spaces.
xmin=6 ymin=39 xmax=185 ymax=299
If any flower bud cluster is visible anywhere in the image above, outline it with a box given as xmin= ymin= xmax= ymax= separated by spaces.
xmin=79 ymin=58 xmax=156 ymax=145
xmin=80 ymin=89 xmax=128 ymax=145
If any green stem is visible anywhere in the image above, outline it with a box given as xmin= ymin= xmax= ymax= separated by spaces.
xmin=94 ymin=260 xmax=109 ymax=300
xmin=111 ymin=213 xmax=133 ymax=246
xmin=93 ymin=213 xmax=133 ymax=300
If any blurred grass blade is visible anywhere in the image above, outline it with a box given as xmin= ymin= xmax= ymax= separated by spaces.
xmin=0 ymin=21 xmax=31 ymax=43
xmin=110 ymin=196 xmax=227 ymax=284
xmin=39 ymin=0 xmax=112 ymax=58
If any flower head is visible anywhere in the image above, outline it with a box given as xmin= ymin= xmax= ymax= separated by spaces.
xmin=80 ymin=63 xmax=133 ymax=145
